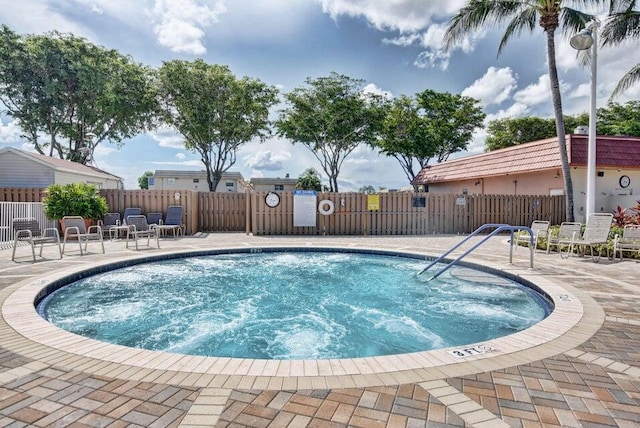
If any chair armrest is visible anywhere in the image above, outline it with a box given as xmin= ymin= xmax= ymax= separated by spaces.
xmin=87 ymin=225 xmax=102 ymax=234
xmin=64 ymin=226 xmax=81 ymax=236
xmin=44 ymin=227 xmax=60 ymax=238
xmin=15 ymin=229 xmax=34 ymax=239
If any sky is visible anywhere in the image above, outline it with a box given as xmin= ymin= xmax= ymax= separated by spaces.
xmin=0 ymin=0 xmax=638 ymax=190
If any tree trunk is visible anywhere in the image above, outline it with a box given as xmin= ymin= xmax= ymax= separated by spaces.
xmin=546 ymin=30 xmax=575 ymax=222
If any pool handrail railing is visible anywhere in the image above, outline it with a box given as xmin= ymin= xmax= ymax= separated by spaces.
xmin=419 ymin=223 xmax=534 ymax=281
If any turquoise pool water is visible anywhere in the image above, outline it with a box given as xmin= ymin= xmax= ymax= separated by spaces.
xmin=38 ymin=250 xmax=551 ymax=360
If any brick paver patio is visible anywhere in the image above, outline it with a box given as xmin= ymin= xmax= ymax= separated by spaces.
xmin=1 ymin=233 xmax=639 ymax=427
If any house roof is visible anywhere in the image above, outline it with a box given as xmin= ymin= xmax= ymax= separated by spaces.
xmin=413 ymin=134 xmax=640 ymax=184
xmin=249 ymin=177 xmax=297 ymax=185
xmin=0 ymin=147 xmax=122 ymax=181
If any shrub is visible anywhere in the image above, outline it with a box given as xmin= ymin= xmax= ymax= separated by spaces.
xmin=43 ymin=183 xmax=109 ymax=220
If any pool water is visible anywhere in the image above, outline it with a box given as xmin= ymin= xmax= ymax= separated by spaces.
xmin=39 ymin=251 xmax=551 ymax=360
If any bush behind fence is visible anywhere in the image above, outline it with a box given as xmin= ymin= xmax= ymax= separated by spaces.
xmin=0 ymin=188 xmax=565 ymax=236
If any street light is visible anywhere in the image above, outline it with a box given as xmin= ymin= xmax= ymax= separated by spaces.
xmin=570 ymin=20 xmax=599 ymax=219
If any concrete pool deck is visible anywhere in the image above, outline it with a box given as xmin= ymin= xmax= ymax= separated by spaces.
xmin=1 ymin=233 xmax=639 ymax=427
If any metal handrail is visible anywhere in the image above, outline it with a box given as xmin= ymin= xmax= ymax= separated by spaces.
xmin=419 ymin=223 xmax=534 ymax=281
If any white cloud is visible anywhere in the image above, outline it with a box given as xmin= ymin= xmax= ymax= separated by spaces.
xmin=362 ymin=83 xmax=393 ymax=100
xmin=513 ymin=74 xmax=563 ymax=106
xmin=149 ymin=159 xmax=202 ymax=166
xmin=462 ymin=67 xmax=517 ymax=107
xmin=175 ymin=153 xmax=186 ymax=160
xmin=319 ymin=0 xmax=465 ymax=33
xmin=0 ymin=118 xmax=22 ymax=144
xmin=149 ymin=127 xmax=185 ymax=149
xmin=151 ymin=0 xmax=226 ymax=54
xmin=414 ymin=50 xmax=450 ymax=71
xmin=244 ymin=150 xmax=292 ymax=171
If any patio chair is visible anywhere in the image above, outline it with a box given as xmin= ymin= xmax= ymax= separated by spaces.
xmin=558 ymin=213 xmax=614 ymax=261
xmin=11 ymin=217 xmax=62 ymax=262
xmin=110 ymin=207 xmax=142 ymax=239
xmin=156 ymin=205 xmax=184 ymax=239
xmin=98 ymin=212 xmax=121 ymax=240
xmin=126 ymin=215 xmax=160 ymax=250
xmin=146 ymin=212 xmax=163 ymax=226
xmin=514 ymin=220 xmax=550 ymax=252
xmin=61 ymin=216 xmax=105 ymax=256
xmin=547 ymin=222 xmax=583 ymax=254
xmin=613 ymin=224 xmax=640 ymax=260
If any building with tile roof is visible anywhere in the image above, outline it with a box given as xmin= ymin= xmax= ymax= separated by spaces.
xmin=412 ymin=134 xmax=640 ymax=222
xmin=0 ymin=147 xmax=123 ymax=189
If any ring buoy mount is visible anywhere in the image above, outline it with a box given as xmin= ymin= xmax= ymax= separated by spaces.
xmin=318 ymin=199 xmax=335 ymax=215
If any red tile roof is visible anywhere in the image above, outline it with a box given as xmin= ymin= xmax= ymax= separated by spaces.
xmin=413 ymin=135 xmax=640 ymax=184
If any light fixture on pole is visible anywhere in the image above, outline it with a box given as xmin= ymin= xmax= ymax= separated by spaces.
xmin=570 ymin=20 xmax=599 ymax=218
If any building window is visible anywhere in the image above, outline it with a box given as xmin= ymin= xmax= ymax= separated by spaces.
xmin=168 ymin=178 xmax=177 ymax=184
xmin=193 ymin=178 xmax=199 ymax=183
xmin=274 ymin=184 xmax=284 ymax=191
xmin=225 ymin=182 xmax=234 ymax=187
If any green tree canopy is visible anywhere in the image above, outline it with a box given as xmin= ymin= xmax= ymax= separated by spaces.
xmin=275 ymin=72 xmax=384 ymax=192
xmin=375 ymin=91 xmax=485 ymax=185
xmin=295 ymin=168 xmax=323 ymax=191
xmin=486 ymin=102 xmax=640 ymax=151
xmin=486 ymin=114 xmax=589 ymax=151
xmin=444 ymin=0 xmax=598 ymax=222
xmin=359 ymin=185 xmax=376 ymax=194
xmin=0 ymin=25 xmax=158 ymax=164
xmin=597 ymin=101 xmax=640 ymax=136
xmin=138 ymin=171 xmax=154 ymax=190
xmin=158 ymin=60 xmax=279 ymax=191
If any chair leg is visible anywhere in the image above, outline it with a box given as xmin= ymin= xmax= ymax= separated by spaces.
xmin=11 ymin=238 xmax=18 ymax=261
xmin=30 ymin=242 xmax=36 ymax=263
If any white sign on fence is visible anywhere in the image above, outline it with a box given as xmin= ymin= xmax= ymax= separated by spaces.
xmin=293 ymin=190 xmax=317 ymax=227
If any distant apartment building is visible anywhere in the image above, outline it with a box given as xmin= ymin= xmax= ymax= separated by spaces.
xmin=149 ymin=170 xmax=244 ymax=192
xmin=249 ymin=175 xmax=297 ymax=192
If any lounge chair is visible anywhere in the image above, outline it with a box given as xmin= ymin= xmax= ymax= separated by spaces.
xmin=547 ymin=222 xmax=582 ymax=254
xmin=146 ymin=212 xmax=163 ymax=226
xmin=613 ymin=224 xmax=640 ymax=260
xmin=98 ymin=212 xmax=121 ymax=240
xmin=11 ymin=217 xmax=62 ymax=262
xmin=126 ymin=215 xmax=160 ymax=250
xmin=558 ymin=213 xmax=614 ymax=261
xmin=156 ymin=205 xmax=184 ymax=239
xmin=110 ymin=207 xmax=142 ymax=239
xmin=61 ymin=216 xmax=105 ymax=256
xmin=514 ymin=220 xmax=550 ymax=252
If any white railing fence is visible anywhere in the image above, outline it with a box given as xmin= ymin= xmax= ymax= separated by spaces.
xmin=0 ymin=202 xmax=56 ymax=250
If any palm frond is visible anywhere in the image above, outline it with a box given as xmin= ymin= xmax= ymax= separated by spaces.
xmin=498 ymin=8 xmax=537 ymax=54
xmin=559 ymin=8 xmax=598 ymax=39
xmin=601 ymin=10 xmax=640 ymax=45
xmin=611 ymin=63 xmax=640 ymax=99
xmin=444 ymin=0 xmax=524 ymax=50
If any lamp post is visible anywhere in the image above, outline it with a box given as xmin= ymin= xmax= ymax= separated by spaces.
xmin=570 ymin=20 xmax=599 ymax=219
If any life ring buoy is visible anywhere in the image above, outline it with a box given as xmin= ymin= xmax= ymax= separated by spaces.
xmin=318 ymin=199 xmax=335 ymax=215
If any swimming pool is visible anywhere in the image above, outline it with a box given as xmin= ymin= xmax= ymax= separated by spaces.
xmin=37 ymin=248 xmax=552 ymax=360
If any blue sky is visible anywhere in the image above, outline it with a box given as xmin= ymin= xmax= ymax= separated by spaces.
xmin=0 ymin=0 xmax=638 ymax=190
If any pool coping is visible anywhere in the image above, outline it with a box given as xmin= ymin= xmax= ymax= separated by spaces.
xmin=1 ymin=243 xmax=605 ymax=389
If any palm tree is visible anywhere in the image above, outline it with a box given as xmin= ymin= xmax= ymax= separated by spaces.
xmin=601 ymin=0 xmax=640 ymax=99
xmin=444 ymin=0 xmax=601 ymax=222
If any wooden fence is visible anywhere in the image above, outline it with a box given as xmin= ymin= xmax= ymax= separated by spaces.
xmin=0 ymin=188 xmax=566 ymax=236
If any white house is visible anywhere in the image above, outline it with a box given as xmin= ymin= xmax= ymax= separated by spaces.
xmin=249 ymin=176 xmax=298 ymax=192
xmin=0 ymin=147 xmax=123 ymax=189
xmin=149 ymin=170 xmax=245 ymax=192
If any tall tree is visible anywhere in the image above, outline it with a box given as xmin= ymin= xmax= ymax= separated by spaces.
xmin=375 ymin=92 xmax=484 ymax=184
xmin=597 ymin=100 xmax=640 ymax=135
xmin=0 ymin=25 xmax=158 ymax=164
xmin=138 ymin=171 xmax=154 ymax=189
xmin=601 ymin=0 xmax=640 ymax=99
xmin=486 ymin=114 xmax=589 ymax=151
xmin=295 ymin=168 xmax=323 ymax=191
xmin=276 ymin=72 xmax=383 ymax=192
xmin=158 ymin=60 xmax=278 ymax=191
xmin=444 ymin=0 xmax=600 ymax=221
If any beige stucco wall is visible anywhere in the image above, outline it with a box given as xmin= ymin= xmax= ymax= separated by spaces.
xmin=426 ymin=167 xmax=639 ymax=223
